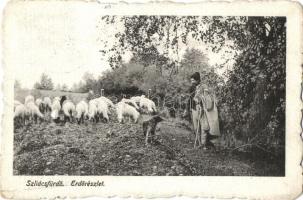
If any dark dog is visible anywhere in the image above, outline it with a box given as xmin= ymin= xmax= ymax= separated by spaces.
xmin=143 ymin=115 xmax=164 ymax=145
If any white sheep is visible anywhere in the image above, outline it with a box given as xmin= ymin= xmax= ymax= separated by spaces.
xmin=53 ymin=96 xmax=60 ymax=102
xmin=98 ymin=96 xmax=115 ymax=108
xmin=35 ymin=98 xmax=42 ymax=106
xmin=43 ymin=97 xmax=52 ymax=112
xmin=88 ymin=99 xmax=99 ymax=122
xmin=130 ymin=95 xmax=145 ymax=104
xmin=95 ymin=98 xmax=109 ymax=122
xmin=116 ymin=101 xmax=140 ymax=123
xmin=24 ymin=95 xmax=34 ymax=105
xmin=75 ymin=100 xmax=89 ymax=124
xmin=14 ymin=104 xmax=29 ymax=125
xmin=139 ymin=96 xmax=157 ymax=114
xmin=26 ymin=101 xmax=44 ymax=123
xmin=121 ymin=98 xmax=139 ymax=110
xmin=35 ymin=98 xmax=44 ymax=113
xmin=88 ymin=99 xmax=109 ymax=123
xmin=51 ymin=99 xmax=61 ymax=120
xmin=62 ymin=100 xmax=76 ymax=122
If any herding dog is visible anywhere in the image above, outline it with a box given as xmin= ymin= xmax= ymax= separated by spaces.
xmin=143 ymin=115 xmax=164 ymax=146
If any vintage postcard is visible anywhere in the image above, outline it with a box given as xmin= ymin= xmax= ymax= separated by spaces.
xmin=1 ymin=0 xmax=302 ymax=199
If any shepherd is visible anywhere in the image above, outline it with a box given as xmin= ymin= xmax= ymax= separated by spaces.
xmin=190 ymin=72 xmax=220 ymax=150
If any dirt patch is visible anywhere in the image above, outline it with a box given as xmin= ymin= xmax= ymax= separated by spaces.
xmin=13 ymin=118 xmax=284 ymax=176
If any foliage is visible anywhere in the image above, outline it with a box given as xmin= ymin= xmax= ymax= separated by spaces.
xmin=179 ymin=48 xmax=209 ymax=75
xmin=55 ymin=84 xmax=61 ymax=91
xmin=34 ymin=73 xmax=54 ymax=90
xmin=217 ymin=17 xmax=286 ymax=155
xmin=84 ymin=47 xmax=220 ymax=101
xmin=86 ymin=16 xmax=286 ymax=156
xmin=100 ymin=16 xmax=245 ymax=70
xmin=71 ymin=81 xmax=86 ymax=93
xmin=98 ymin=63 xmax=145 ymax=96
xmin=61 ymin=84 xmax=69 ymax=92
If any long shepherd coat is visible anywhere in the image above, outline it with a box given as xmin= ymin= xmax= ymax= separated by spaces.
xmin=204 ymin=94 xmax=221 ymax=138
xmin=194 ymin=85 xmax=221 ymax=141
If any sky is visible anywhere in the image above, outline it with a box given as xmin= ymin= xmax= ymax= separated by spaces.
xmin=5 ymin=2 xmax=236 ymax=90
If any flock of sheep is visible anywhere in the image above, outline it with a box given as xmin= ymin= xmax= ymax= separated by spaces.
xmin=14 ymin=94 xmax=158 ymax=126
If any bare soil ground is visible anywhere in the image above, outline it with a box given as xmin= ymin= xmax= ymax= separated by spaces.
xmin=13 ymin=116 xmax=284 ymax=176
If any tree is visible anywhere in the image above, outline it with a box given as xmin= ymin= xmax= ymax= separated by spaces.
xmin=71 ymin=83 xmax=78 ymax=92
xmin=55 ymin=84 xmax=61 ymax=91
xmin=61 ymin=84 xmax=68 ymax=92
xmin=218 ymin=17 xmax=286 ymax=155
xmin=34 ymin=73 xmax=54 ymax=90
xmin=81 ymin=72 xmax=95 ymax=91
xmin=33 ymin=82 xmax=41 ymax=90
xmin=179 ymin=48 xmax=209 ymax=76
xmin=99 ymin=16 xmax=243 ymax=70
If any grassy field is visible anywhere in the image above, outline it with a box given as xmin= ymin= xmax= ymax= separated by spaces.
xmin=14 ymin=89 xmax=88 ymax=103
xmin=13 ymin=89 xmax=284 ymax=176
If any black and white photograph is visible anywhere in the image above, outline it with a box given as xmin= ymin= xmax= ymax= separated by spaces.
xmin=12 ymin=14 xmax=287 ymax=176
xmin=1 ymin=1 xmax=302 ymax=199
